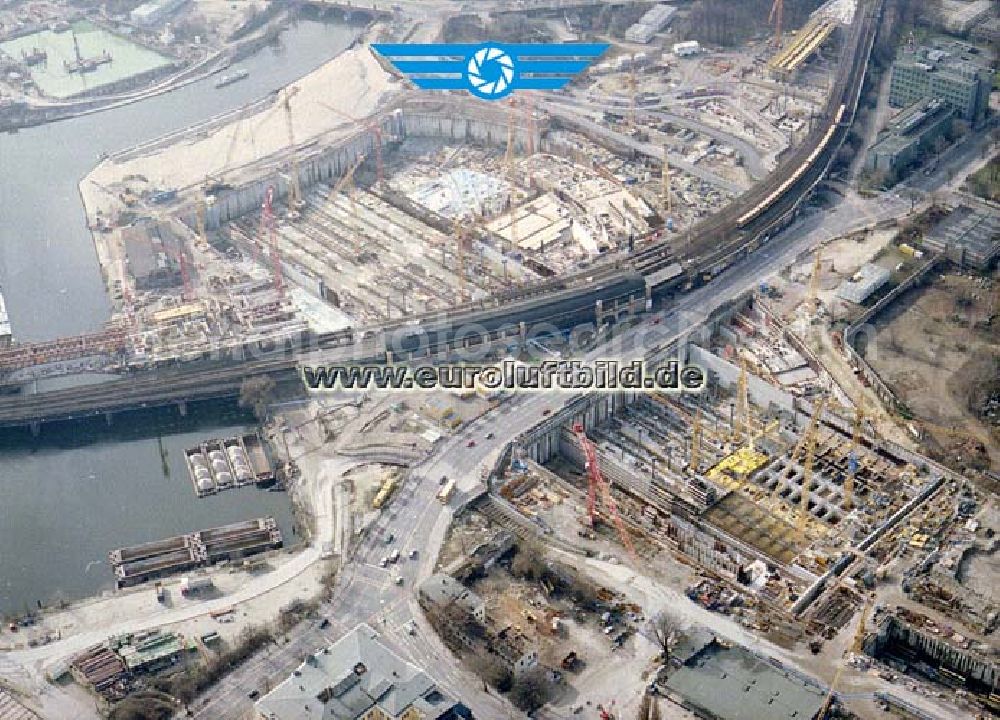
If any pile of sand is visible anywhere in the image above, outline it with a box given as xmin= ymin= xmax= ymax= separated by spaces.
xmin=94 ymin=45 xmax=400 ymax=191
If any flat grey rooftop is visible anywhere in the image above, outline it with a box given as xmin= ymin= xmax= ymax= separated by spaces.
xmin=664 ymin=644 xmax=827 ymax=720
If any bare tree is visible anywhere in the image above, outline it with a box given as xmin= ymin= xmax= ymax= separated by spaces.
xmin=650 ymin=698 xmax=662 ymax=720
xmin=636 ymin=693 xmax=652 ymax=720
xmin=649 ymin=612 xmax=679 ymax=659
xmin=510 ymin=538 xmax=547 ymax=581
xmin=468 ymin=651 xmax=513 ymax=693
xmin=239 ymin=375 xmax=276 ymax=422
xmin=509 ymin=668 xmax=552 ymax=712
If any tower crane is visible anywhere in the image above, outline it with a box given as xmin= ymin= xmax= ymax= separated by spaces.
xmin=732 ymin=357 xmax=750 ymax=444
xmin=845 ymin=399 xmax=865 ymax=510
xmin=327 ymin=155 xmax=366 ymax=253
xmin=661 ymin=146 xmax=672 ymax=217
xmin=770 ymin=396 xmax=821 ymax=516
xmin=453 ymin=217 xmax=471 ymax=302
xmin=689 ymin=409 xmax=703 ymax=473
xmin=817 ymin=592 xmax=875 ymax=718
xmin=808 ymin=249 xmax=823 ymax=307
xmin=316 ymin=101 xmax=385 ymax=184
xmin=628 ymin=60 xmax=638 ymax=130
xmin=769 ymin=0 xmax=784 ymax=46
xmin=505 ymin=98 xmax=520 ymax=261
xmin=572 ymin=422 xmax=637 ymax=563
xmin=280 ymin=86 xmax=304 ymax=215
xmin=195 ymin=195 xmax=208 ymax=248
xmin=797 ymin=397 xmax=828 ymax=543
xmin=260 ymin=185 xmax=284 ymax=297
xmin=521 ymin=92 xmax=537 ymax=155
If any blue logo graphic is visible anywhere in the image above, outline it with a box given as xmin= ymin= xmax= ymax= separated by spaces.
xmin=371 ymin=43 xmax=609 ymax=101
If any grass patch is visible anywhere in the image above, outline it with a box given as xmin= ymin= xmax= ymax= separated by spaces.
xmin=965 ymin=155 xmax=1000 ymax=203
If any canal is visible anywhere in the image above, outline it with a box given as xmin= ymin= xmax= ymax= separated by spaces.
xmin=0 ymin=17 xmax=359 ymax=616
xmin=0 ymin=403 xmax=298 ymax=616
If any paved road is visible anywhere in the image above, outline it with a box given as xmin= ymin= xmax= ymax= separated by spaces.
xmin=547 ymin=95 xmax=768 ymax=180
xmin=183 ymin=174 xmax=920 ymax=717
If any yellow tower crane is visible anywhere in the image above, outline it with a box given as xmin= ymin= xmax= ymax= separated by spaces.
xmin=818 ymin=592 xmax=875 ymax=718
xmin=845 ymin=399 xmax=865 ymax=510
xmin=454 ymin=217 xmax=471 ymax=302
xmin=749 ymin=419 xmax=781 ymax=453
xmin=854 ymin=593 xmax=874 ymax=655
xmin=199 ymin=115 xmax=248 ymax=247
xmin=328 ymin=155 xmax=366 ymax=252
xmin=689 ymin=409 xmax=703 ymax=473
xmin=731 ymin=357 xmax=750 ymax=445
xmin=797 ymin=397 xmax=827 ymax=543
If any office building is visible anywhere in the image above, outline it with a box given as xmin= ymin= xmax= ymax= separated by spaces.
xmin=888 ymin=39 xmax=992 ymax=126
xmin=865 ymin=98 xmax=954 ymax=182
xmin=256 ymin=623 xmax=472 ymax=720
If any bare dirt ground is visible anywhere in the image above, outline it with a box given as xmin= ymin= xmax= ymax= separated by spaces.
xmin=191 ymin=0 xmax=268 ymax=40
xmin=866 ymin=269 xmax=1000 ymax=474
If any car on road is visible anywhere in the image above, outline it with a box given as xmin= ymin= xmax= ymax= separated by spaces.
xmin=379 ymin=556 xmax=389 ymax=568
xmin=248 ymin=690 xmax=260 ymax=700
xmin=389 ymin=549 xmax=400 ymax=563
xmin=438 ymin=475 xmax=448 ymax=485
xmin=409 ymin=549 xmax=418 ymax=559
xmin=466 ymin=440 xmax=476 ymax=448
xmin=485 ymin=432 xmax=495 ymax=440
xmin=394 ymin=576 xmax=404 ymax=586
xmin=407 ymin=621 xmax=417 ymax=635
xmin=542 ymin=409 xmax=552 ymax=416
xmin=384 ymin=533 xmax=394 ymax=544
xmin=318 ymin=618 xmax=330 ymax=629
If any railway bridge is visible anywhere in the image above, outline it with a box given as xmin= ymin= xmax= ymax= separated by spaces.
xmin=0 ymin=0 xmax=883 ymax=433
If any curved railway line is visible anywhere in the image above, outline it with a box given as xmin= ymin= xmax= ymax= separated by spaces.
xmin=0 ymin=0 xmax=882 ymax=429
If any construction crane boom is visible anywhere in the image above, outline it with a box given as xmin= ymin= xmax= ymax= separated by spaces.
xmin=280 ymin=87 xmax=303 ymax=212
xmin=732 ymin=357 xmax=749 ymax=444
xmin=505 ymin=98 xmax=519 ymax=259
xmin=572 ymin=422 xmax=637 ymax=562
xmin=689 ymin=409 xmax=703 ymax=472
xmin=798 ymin=397 xmax=827 ymax=542
xmin=316 ymin=100 xmax=384 ymax=184
xmin=261 ymin=186 xmax=284 ymax=296
xmin=808 ymin=250 xmax=823 ymax=307
xmin=769 ymin=0 xmax=784 ymax=46
xmin=845 ymin=400 xmax=865 ymax=510
xmin=327 ymin=155 xmax=366 ymax=252
xmin=661 ymin=146 xmax=672 ymax=216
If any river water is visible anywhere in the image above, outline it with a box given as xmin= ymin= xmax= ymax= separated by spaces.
xmin=0 ymin=17 xmax=359 ymax=342
xmin=0 ymin=18 xmax=359 ymax=616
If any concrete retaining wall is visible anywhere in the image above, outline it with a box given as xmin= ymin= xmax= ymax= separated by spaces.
xmin=873 ymin=614 xmax=999 ymax=688
xmin=842 ymin=254 xmax=941 ymax=412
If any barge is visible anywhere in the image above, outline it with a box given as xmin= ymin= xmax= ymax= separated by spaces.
xmin=215 ymin=68 xmax=249 ymax=88
xmin=186 ymin=431 xmax=275 ymax=497
xmin=109 ymin=517 xmax=282 ymax=588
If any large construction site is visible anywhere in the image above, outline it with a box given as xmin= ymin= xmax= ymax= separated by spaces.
xmin=0 ymin=0 xmax=853 ymax=380
xmin=3 ymin=0 xmax=998 ymax=717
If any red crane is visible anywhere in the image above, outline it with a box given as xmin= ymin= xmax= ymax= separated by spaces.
xmin=572 ymin=422 xmax=637 ymax=561
xmin=260 ymin=185 xmax=284 ymax=297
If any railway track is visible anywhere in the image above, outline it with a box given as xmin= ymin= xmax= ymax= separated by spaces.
xmin=0 ymin=0 xmax=882 ymax=430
